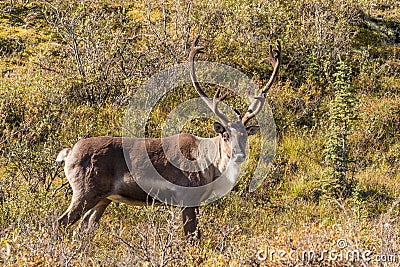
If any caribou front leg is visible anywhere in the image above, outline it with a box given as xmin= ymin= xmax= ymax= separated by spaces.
xmin=182 ymin=207 xmax=200 ymax=240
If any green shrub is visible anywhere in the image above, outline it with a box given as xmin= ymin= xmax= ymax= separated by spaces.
xmin=322 ymin=60 xmax=359 ymax=198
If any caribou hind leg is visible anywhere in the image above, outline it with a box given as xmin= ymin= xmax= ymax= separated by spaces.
xmin=57 ymin=194 xmax=104 ymax=227
xmin=80 ymin=199 xmax=112 ymax=231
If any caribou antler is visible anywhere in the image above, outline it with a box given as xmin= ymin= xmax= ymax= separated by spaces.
xmin=189 ymin=35 xmax=230 ymax=125
xmin=242 ymin=40 xmax=281 ymax=125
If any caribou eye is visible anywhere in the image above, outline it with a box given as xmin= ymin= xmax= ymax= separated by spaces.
xmin=222 ymin=132 xmax=229 ymax=141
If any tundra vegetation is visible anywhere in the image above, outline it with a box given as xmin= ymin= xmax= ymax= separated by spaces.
xmin=0 ymin=0 xmax=399 ymax=266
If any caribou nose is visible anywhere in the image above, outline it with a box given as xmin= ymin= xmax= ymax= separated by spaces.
xmin=233 ymin=153 xmax=246 ymax=163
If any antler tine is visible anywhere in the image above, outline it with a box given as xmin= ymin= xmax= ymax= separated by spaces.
xmin=189 ymin=36 xmax=230 ymax=125
xmin=241 ymin=96 xmax=265 ymax=125
xmin=242 ymin=40 xmax=281 ymax=125
xmin=211 ymin=89 xmax=230 ymax=123
xmin=259 ymin=40 xmax=281 ymax=96
xmin=189 ymin=35 xmax=205 ymax=63
xmin=214 ymin=88 xmax=228 ymax=102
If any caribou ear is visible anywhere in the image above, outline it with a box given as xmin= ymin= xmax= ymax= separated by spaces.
xmin=246 ymin=126 xmax=260 ymax=136
xmin=213 ymin=122 xmax=226 ymax=134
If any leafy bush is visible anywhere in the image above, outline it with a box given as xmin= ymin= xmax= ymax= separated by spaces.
xmin=0 ymin=0 xmax=399 ymax=265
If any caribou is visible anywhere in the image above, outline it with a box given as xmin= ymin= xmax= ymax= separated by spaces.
xmin=56 ymin=36 xmax=281 ymax=237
